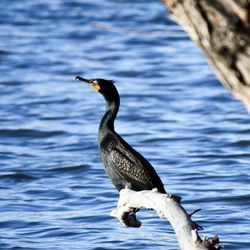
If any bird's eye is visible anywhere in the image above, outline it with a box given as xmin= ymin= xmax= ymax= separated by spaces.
xmin=93 ymin=80 xmax=98 ymax=84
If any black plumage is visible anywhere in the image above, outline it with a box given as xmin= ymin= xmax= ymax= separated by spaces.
xmin=75 ymin=76 xmax=166 ymax=194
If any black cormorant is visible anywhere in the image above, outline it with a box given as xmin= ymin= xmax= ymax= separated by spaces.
xmin=75 ymin=76 xmax=166 ymax=194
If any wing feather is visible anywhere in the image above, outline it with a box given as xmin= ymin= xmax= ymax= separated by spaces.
xmin=110 ymin=146 xmax=154 ymax=187
xmin=99 ymin=132 xmax=166 ymax=193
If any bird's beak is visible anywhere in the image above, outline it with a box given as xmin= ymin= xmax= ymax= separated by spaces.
xmin=75 ymin=76 xmax=100 ymax=91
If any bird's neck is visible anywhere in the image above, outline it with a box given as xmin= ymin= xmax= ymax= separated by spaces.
xmin=99 ymin=95 xmax=120 ymax=140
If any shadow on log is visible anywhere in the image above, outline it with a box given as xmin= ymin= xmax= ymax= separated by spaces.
xmin=163 ymin=0 xmax=250 ymax=110
xmin=111 ymin=188 xmax=222 ymax=250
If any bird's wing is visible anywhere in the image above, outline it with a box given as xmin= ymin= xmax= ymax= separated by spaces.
xmin=109 ymin=143 xmax=155 ymax=189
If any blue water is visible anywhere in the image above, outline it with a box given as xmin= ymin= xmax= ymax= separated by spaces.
xmin=1 ymin=0 xmax=250 ymax=249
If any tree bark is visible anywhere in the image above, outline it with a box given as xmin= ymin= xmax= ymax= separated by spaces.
xmin=163 ymin=0 xmax=250 ymax=110
xmin=111 ymin=188 xmax=221 ymax=250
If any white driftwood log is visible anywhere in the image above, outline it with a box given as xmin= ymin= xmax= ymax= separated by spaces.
xmin=111 ymin=188 xmax=221 ymax=250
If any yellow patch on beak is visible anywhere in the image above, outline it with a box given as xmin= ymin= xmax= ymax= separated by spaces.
xmin=92 ymin=84 xmax=100 ymax=91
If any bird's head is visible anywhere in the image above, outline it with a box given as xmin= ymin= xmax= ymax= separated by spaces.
xmin=75 ymin=76 xmax=117 ymax=97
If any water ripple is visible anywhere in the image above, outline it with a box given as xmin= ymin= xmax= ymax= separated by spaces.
xmin=0 ymin=128 xmax=65 ymax=138
xmin=0 ymin=173 xmax=37 ymax=182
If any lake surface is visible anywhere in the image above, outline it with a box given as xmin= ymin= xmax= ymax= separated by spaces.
xmin=1 ymin=0 xmax=250 ymax=249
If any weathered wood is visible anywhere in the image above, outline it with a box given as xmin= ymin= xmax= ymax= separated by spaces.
xmin=111 ymin=188 xmax=221 ymax=250
xmin=163 ymin=0 xmax=250 ymax=110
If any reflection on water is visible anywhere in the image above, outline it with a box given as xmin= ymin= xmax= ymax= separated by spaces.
xmin=0 ymin=0 xmax=250 ymax=249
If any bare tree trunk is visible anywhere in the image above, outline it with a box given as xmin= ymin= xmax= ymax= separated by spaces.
xmin=111 ymin=188 xmax=221 ymax=250
xmin=163 ymin=0 xmax=250 ymax=110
